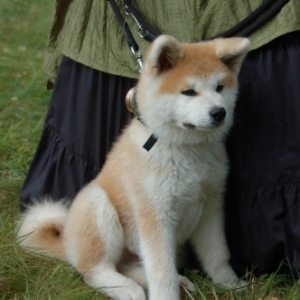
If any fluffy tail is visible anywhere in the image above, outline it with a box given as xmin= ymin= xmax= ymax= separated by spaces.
xmin=16 ymin=198 xmax=70 ymax=260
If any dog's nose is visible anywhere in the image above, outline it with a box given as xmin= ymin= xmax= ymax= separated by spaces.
xmin=209 ymin=107 xmax=226 ymax=122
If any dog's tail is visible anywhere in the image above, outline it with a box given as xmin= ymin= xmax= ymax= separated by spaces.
xmin=16 ymin=198 xmax=70 ymax=261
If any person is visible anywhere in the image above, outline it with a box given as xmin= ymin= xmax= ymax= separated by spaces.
xmin=20 ymin=0 xmax=300 ymax=277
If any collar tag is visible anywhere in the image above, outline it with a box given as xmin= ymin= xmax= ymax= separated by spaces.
xmin=143 ymin=134 xmax=158 ymax=151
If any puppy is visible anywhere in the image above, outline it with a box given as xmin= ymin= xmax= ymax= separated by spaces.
xmin=17 ymin=35 xmax=250 ymax=300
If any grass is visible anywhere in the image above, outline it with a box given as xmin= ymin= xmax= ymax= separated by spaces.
xmin=0 ymin=0 xmax=300 ymax=299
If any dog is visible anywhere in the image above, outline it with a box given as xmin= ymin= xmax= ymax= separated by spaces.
xmin=17 ymin=35 xmax=250 ymax=300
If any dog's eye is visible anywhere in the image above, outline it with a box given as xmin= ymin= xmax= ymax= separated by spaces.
xmin=181 ymin=89 xmax=197 ymax=96
xmin=216 ymin=85 xmax=224 ymax=93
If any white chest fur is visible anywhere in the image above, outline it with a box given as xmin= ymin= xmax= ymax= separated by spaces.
xmin=142 ymin=139 xmax=227 ymax=244
xmin=122 ymin=121 xmax=228 ymax=253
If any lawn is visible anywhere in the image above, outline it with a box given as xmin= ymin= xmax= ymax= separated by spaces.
xmin=0 ymin=0 xmax=300 ymax=299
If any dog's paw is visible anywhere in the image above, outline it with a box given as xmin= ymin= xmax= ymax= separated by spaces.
xmin=235 ymin=279 xmax=248 ymax=289
xmin=179 ymin=274 xmax=196 ymax=294
xmin=217 ymin=278 xmax=248 ymax=290
xmin=105 ymin=284 xmax=146 ymax=300
xmin=212 ymin=266 xmax=247 ymax=290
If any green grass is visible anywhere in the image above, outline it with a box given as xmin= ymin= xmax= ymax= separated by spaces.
xmin=1 ymin=0 xmax=300 ymax=299
xmin=0 ymin=0 xmax=50 ymax=180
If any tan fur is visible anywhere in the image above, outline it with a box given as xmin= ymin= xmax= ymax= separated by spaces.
xmin=33 ymin=223 xmax=65 ymax=259
xmin=137 ymin=207 xmax=160 ymax=241
xmin=156 ymin=43 xmax=237 ymax=95
xmin=66 ymin=201 xmax=105 ymax=273
xmin=95 ymin=132 xmax=143 ymax=229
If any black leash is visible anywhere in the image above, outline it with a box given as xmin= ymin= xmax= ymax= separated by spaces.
xmin=118 ymin=0 xmax=291 ymax=41
xmin=107 ymin=0 xmax=143 ymax=71
xmin=122 ymin=0 xmax=160 ymax=42
xmin=107 ymin=0 xmax=158 ymax=151
xmin=212 ymin=0 xmax=291 ymax=39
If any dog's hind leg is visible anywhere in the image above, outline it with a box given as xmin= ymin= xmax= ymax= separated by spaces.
xmin=63 ymin=182 xmax=146 ymax=300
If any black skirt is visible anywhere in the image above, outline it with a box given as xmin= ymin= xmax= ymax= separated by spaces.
xmin=20 ymin=58 xmax=136 ymax=207
xmin=226 ymin=31 xmax=300 ymax=276
xmin=20 ymin=31 xmax=300 ymax=276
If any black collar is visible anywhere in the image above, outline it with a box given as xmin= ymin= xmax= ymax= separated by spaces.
xmin=131 ymin=91 xmax=158 ymax=151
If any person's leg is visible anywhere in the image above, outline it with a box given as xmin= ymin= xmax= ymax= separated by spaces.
xmin=20 ymin=56 xmax=135 ymax=210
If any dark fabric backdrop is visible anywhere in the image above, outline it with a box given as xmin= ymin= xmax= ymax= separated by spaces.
xmin=225 ymin=31 xmax=300 ymax=276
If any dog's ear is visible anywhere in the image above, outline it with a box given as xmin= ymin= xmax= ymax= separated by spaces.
xmin=214 ymin=38 xmax=251 ymax=74
xmin=145 ymin=35 xmax=184 ymax=75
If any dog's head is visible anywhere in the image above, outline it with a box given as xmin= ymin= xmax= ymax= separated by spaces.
xmin=136 ymin=35 xmax=250 ymax=145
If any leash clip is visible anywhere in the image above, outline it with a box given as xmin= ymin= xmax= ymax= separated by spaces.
xmin=130 ymin=47 xmax=143 ymax=72
xmin=122 ymin=0 xmax=157 ymax=42
xmin=124 ymin=3 xmax=146 ymax=38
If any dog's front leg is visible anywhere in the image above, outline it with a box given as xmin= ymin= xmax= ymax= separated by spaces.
xmin=137 ymin=207 xmax=180 ymax=300
xmin=190 ymin=199 xmax=242 ymax=288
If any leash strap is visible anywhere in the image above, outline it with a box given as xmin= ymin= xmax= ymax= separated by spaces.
xmin=107 ymin=0 xmax=143 ymax=71
xmin=212 ymin=0 xmax=291 ymax=39
xmin=108 ymin=0 xmax=138 ymax=50
xmin=122 ymin=0 xmax=160 ymax=42
xmin=121 ymin=0 xmax=291 ymax=40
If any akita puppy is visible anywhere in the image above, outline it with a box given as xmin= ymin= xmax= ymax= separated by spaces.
xmin=17 ymin=35 xmax=250 ymax=300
